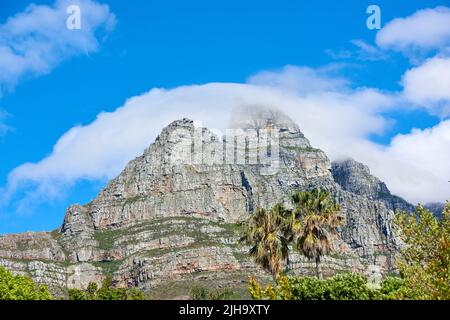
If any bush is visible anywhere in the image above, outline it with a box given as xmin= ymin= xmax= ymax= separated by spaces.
xmin=325 ymin=273 xmax=376 ymax=300
xmin=282 ymin=276 xmax=327 ymax=300
xmin=0 ymin=266 xmax=53 ymax=300
xmin=68 ymin=276 xmax=145 ymax=300
xmin=249 ymin=273 xmax=394 ymax=300
xmin=379 ymin=276 xmax=405 ymax=300
xmin=68 ymin=288 xmax=86 ymax=300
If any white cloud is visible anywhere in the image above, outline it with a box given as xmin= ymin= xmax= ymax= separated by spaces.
xmin=350 ymin=39 xmax=388 ymax=61
xmin=327 ymin=7 xmax=450 ymax=63
xmin=402 ymin=56 xmax=450 ymax=117
xmin=349 ymin=120 xmax=450 ymax=204
xmin=5 ymin=62 xmax=450 ymax=208
xmin=376 ymin=6 xmax=450 ymax=57
xmin=0 ymin=0 xmax=115 ymax=92
xmin=247 ymin=65 xmax=350 ymax=93
xmin=326 ymin=40 xmax=388 ymax=62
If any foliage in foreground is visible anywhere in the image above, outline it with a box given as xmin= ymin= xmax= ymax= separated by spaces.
xmin=292 ymin=190 xmax=344 ymax=278
xmin=248 ymin=201 xmax=450 ymax=300
xmin=68 ymin=277 xmax=145 ymax=300
xmin=191 ymin=286 xmax=235 ymax=300
xmin=0 ymin=266 xmax=53 ymax=300
xmin=248 ymin=273 xmax=404 ymax=300
xmin=240 ymin=206 xmax=290 ymax=279
xmin=394 ymin=203 xmax=450 ymax=300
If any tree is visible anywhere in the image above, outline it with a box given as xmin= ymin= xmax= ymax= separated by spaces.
xmin=394 ymin=203 xmax=450 ymax=300
xmin=240 ymin=206 xmax=290 ymax=279
xmin=241 ymin=190 xmax=343 ymax=279
xmin=0 ymin=266 xmax=53 ymax=300
xmin=291 ymin=190 xmax=344 ymax=278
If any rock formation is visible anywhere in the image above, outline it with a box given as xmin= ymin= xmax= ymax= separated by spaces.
xmin=0 ymin=111 xmax=415 ymax=298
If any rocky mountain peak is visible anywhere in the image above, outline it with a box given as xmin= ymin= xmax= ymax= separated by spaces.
xmin=332 ymin=158 xmax=389 ymax=198
xmin=331 ymin=158 xmax=413 ymax=212
xmin=230 ymin=105 xmax=300 ymax=131
xmin=0 ymin=115 xmax=415 ymax=296
xmin=155 ymin=118 xmax=195 ymax=140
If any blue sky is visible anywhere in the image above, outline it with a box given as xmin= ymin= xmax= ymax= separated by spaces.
xmin=0 ymin=0 xmax=449 ymax=233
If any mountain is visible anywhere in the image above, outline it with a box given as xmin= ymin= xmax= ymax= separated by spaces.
xmin=0 ymin=112 xmax=414 ymax=298
xmin=331 ymin=158 xmax=414 ymax=213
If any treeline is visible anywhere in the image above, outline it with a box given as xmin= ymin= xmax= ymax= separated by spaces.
xmin=249 ymin=273 xmax=405 ymax=300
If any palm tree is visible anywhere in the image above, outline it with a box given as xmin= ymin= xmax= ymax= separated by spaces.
xmin=240 ymin=206 xmax=290 ymax=279
xmin=292 ymin=189 xmax=344 ymax=278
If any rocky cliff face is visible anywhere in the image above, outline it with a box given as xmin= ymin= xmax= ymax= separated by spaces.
xmin=331 ymin=159 xmax=415 ymax=213
xmin=0 ymin=114 xmax=414 ymax=298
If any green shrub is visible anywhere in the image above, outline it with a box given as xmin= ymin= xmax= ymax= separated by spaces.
xmin=286 ymin=276 xmax=327 ymax=300
xmin=68 ymin=288 xmax=86 ymax=300
xmin=68 ymin=276 xmax=145 ymax=300
xmin=379 ymin=276 xmax=405 ymax=299
xmin=0 ymin=266 xmax=53 ymax=300
xmin=249 ymin=273 xmax=383 ymax=300
xmin=325 ymin=273 xmax=375 ymax=300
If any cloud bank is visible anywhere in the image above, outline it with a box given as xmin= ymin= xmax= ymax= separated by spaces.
xmin=4 ymin=66 xmax=450 ymax=205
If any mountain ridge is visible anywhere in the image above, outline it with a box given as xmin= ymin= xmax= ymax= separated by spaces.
xmin=0 ymin=115 xmax=414 ymax=298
